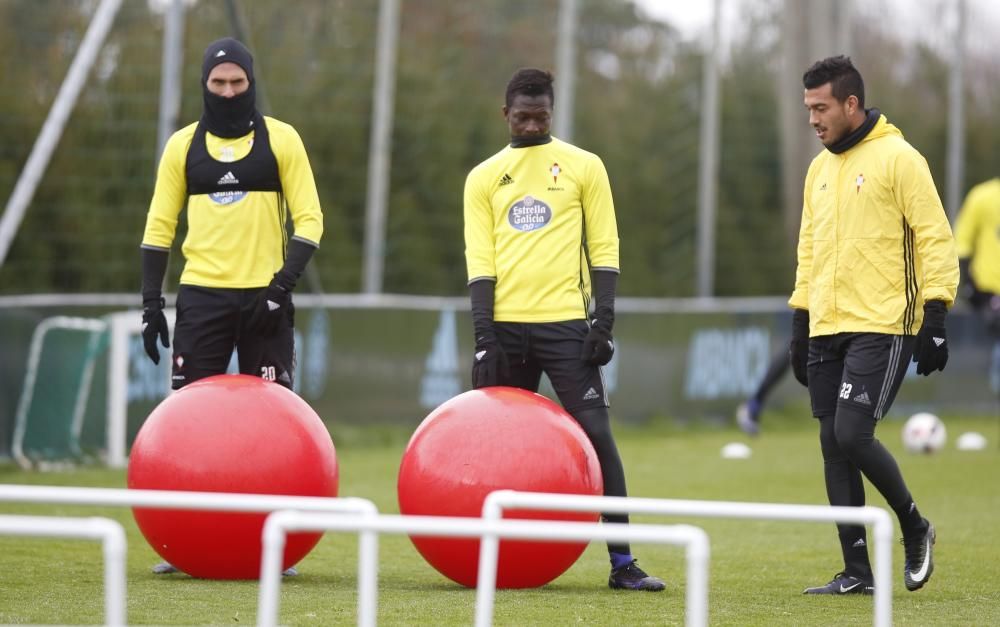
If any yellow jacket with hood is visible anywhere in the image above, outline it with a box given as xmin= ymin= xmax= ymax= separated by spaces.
xmin=789 ymin=114 xmax=958 ymax=337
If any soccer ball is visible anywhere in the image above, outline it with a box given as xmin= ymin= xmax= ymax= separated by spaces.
xmin=901 ymin=412 xmax=946 ymax=454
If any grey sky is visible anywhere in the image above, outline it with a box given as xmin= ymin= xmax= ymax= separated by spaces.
xmin=632 ymin=0 xmax=1000 ymax=56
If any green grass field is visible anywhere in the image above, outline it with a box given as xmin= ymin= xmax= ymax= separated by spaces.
xmin=1 ymin=412 xmax=997 ymax=626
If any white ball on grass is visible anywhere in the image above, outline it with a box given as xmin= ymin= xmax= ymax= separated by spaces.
xmin=721 ymin=442 xmax=752 ymax=459
xmin=901 ymin=412 xmax=946 ymax=454
xmin=956 ymin=431 xmax=987 ymax=451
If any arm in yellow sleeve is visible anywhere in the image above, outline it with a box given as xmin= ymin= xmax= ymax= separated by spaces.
xmin=463 ymin=168 xmax=497 ymax=283
xmin=894 ymin=151 xmax=958 ymax=306
xmin=789 ymin=165 xmax=815 ymax=310
xmin=953 ymin=184 xmax=983 ymax=260
xmin=581 ymin=155 xmax=620 ymax=272
xmin=141 ymin=128 xmax=192 ymax=250
xmin=271 ymin=118 xmax=323 ymax=247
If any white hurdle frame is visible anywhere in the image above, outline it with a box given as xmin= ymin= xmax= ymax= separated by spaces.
xmin=481 ymin=491 xmax=894 ymax=627
xmin=260 ymin=511 xmax=709 ymax=627
xmin=0 ymin=485 xmax=377 ymax=521
xmin=0 ymin=484 xmax=378 ymax=626
xmin=0 ymin=515 xmax=126 ymax=627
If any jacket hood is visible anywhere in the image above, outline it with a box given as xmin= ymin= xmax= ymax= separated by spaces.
xmin=861 ymin=114 xmax=902 ymax=144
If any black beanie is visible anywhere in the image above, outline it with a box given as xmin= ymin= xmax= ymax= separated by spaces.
xmin=201 ymin=37 xmax=254 ymax=84
xmin=199 ymin=37 xmax=258 ymax=138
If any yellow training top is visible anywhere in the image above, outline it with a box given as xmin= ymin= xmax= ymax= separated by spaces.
xmin=464 ymin=137 xmax=620 ymax=323
xmin=789 ymin=115 xmax=958 ymax=336
xmin=141 ymin=116 xmax=323 ymax=288
xmin=954 ymin=177 xmax=1000 ymax=294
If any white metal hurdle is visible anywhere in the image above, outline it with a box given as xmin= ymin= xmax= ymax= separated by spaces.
xmin=0 ymin=514 xmax=127 ymax=626
xmin=260 ymin=511 xmax=710 ymax=627
xmin=0 ymin=484 xmax=378 ymax=626
xmin=480 ymin=491 xmax=895 ymax=627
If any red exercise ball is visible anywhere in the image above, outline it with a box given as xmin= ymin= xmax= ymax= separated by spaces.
xmin=397 ymin=387 xmax=603 ymax=588
xmin=128 ymin=374 xmax=338 ymax=579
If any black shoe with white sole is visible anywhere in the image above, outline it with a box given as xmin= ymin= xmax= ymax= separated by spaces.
xmin=902 ymin=520 xmax=935 ymax=591
xmin=802 ymin=572 xmax=874 ymax=595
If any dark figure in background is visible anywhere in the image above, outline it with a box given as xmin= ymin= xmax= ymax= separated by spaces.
xmin=954 ymin=178 xmax=1000 ymax=338
xmin=789 ymin=56 xmax=958 ymax=596
xmin=955 ymin=178 xmax=1000 ymax=412
xmin=463 ymin=68 xmax=664 ymax=592
xmin=736 ymin=349 xmax=791 ymax=436
xmin=138 ymin=38 xmax=323 ymax=575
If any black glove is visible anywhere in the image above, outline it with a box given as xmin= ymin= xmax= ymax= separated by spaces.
xmin=472 ymin=334 xmax=509 ymax=388
xmin=246 ymin=277 xmax=292 ymax=337
xmin=912 ymin=300 xmax=949 ymax=376
xmin=141 ymin=297 xmax=170 ymax=365
xmin=581 ymin=319 xmax=615 ymax=366
xmin=789 ymin=308 xmax=809 ymax=387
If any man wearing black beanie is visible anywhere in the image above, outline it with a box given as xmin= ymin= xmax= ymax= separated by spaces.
xmin=138 ymin=37 xmax=323 ymax=571
xmin=199 ymin=37 xmax=258 ymax=138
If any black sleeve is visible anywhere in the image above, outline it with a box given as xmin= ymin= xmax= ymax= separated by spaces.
xmin=959 ymin=257 xmax=991 ymax=309
xmin=592 ymin=269 xmax=618 ymax=330
xmin=141 ymin=247 xmax=169 ymax=304
xmin=959 ymin=257 xmax=973 ymax=293
xmin=468 ymin=278 xmax=496 ymax=342
xmin=274 ymin=237 xmax=317 ymax=291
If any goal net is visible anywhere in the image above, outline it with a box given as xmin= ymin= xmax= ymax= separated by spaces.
xmin=12 ymin=317 xmax=109 ymax=468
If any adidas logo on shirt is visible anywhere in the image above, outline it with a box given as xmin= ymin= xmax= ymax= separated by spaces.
xmin=499 ymin=173 xmax=514 ymax=186
xmin=217 ymin=171 xmax=239 ymax=185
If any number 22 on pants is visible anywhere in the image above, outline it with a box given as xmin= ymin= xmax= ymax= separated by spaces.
xmin=839 ymin=382 xmax=853 ymax=400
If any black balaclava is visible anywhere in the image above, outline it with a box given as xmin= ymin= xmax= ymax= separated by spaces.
xmin=201 ymin=37 xmax=257 ymax=138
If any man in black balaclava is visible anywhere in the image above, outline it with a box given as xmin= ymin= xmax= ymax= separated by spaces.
xmin=200 ymin=37 xmax=258 ymax=138
xmin=138 ymin=38 xmax=325 ymax=576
